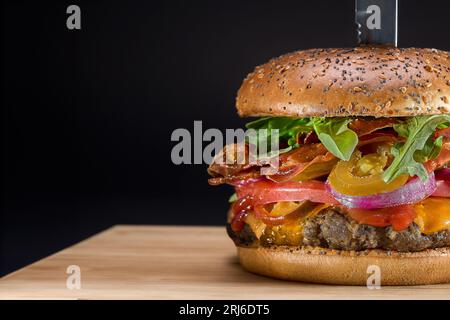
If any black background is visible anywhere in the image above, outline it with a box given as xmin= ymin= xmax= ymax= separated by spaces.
xmin=2 ymin=0 xmax=450 ymax=276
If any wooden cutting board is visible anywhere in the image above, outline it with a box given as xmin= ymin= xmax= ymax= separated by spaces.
xmin=0 ymin=225 xmax=449 ymax=299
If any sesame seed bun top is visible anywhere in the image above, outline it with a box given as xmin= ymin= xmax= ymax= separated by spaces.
xmin=236 ymin=47 xmax=450 ymax=118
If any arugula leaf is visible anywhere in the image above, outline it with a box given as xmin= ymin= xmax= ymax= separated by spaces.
xmin=228 ymin=193 xmax=238 ymax=203
xmin=437 ymin=122 xmax=450 ymax=129
xmin=244 ymin=117 xmax=272 ymax=129
xmin=245 ymin=117 xmax=311 ymax=141
xmin=414 ymin=136 xmax=443 ymax=163
xmin=245 ymin=117 xmax=359 ymax=161
xmin=245 ymin=117 xmax=312 ymax=158
xmin=382 ymin=115 xmax=450 ymax=183
xmin=311 ymin=118 xmax=358 ymax=161
xmin=245 ymin=115 xmax=449 ymax=183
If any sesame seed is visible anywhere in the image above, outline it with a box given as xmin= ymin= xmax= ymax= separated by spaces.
xmin=424 ymin=65 xmax=435 ymax=72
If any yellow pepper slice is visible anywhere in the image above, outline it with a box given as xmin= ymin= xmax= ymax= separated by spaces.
xmin=328 ymin=150 xmax=408 ymax=196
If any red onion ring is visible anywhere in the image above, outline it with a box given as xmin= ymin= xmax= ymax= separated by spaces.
xmin=432 ymin=180 xmax=450 ymax=197
xmin=326 ymin=172 xmax=437 ymax=209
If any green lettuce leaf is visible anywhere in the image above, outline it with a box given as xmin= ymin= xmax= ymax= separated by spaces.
xmin=245 ymin=117 xmax=358 ymax=161
xmin=245 ymin=115 xmax=449 ymax=183
xmin=311 ymin=117 xmax=358 ymax=161
xmin=414 ymin=135 xmax=443 ymax=163
xmin=245 ymin=117 xmax=312 ymax=158
xmin=228 ymin=193 xmax=238 ymax=203
xmin=437 ymin=122 xmax=450 ymax=129
xmin=245 ymin=117 xmax=312 ymax=146
xmin=382 ymin=115 xmax=450 ymax=183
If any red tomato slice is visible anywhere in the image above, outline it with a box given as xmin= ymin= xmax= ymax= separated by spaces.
xmin=432 ymin=180 xmax=450 ymax=198
xmin=347 ymin=205 xmax=416 ymax=231
xmin=235 ymin=180 xmax=339 ymax=206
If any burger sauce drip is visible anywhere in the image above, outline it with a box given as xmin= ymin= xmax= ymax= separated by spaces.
xmin=231 ymin=195 xmax=299 ymax=231
xmin=230 ymin=196 xmax=253 ymax=232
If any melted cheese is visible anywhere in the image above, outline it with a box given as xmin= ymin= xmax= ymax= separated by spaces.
xmin=270 ymin=201 xmax=302 ymax=217
xmin=414 ymin=198 xmax=450 ymax=235
xmin=245 ymin=198 xmax=450 ymax=241
xmin=245 ymin=202 xmax=331 ymax=242
xmin=305 ymin=203 xmax=332 ymax=219
xmin=245 ymin=213 xmax=266 ymax=239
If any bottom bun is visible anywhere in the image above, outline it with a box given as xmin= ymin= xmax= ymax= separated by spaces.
xmin=237 ymin=246 xmax=450 ymax=286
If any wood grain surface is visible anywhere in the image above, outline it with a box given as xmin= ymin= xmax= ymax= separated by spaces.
xmin=0 ymin=225 xmax=449 ymax=300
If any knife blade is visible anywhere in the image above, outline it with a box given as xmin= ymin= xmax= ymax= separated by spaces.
xmin=355 ymin=0 xmax=398 ymax=47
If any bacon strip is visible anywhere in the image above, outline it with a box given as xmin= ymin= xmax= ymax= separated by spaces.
xmin=435 ymin=127 xmax=450 ymax=139
xmin=268 ymin=144 xmax=336 ymax=182
xmin=349 ymin=118 xmax=399 ymax=137
xmin=208 ymin=171 xmax=262 ymax=186
xmin=425 ymin=141 xmax=450 ymax=172
xmin=207 ymin=143 xmax=268 ymax=185
xmin=358 ymin=132 xmax=400 ymax=146
xmin=208 ymin=119 xmax=401 ymax=186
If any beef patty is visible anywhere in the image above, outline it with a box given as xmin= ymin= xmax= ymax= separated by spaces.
xmin=227 ymin=208 xmax=450 ymax=252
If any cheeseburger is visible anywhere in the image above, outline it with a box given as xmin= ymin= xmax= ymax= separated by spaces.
xmin=208 ymin=47 xmax=450 ymax=285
